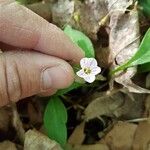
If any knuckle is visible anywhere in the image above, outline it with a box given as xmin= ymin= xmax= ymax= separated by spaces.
xmin=3 ymin=54 xmax=22 ymax=103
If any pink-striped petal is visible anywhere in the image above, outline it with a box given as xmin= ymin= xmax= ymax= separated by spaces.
xmin=80 ymin=58 xmax=89 ymax=68
xmin=84 ymin=75 xmax=95 ymax=83
xmin=87 ymin=58 xmax=98 ymax=67
xmin=76 ymin=69 xmax=87 ymax=78
xmin=91 ymin=66 xmax=101 ymax=75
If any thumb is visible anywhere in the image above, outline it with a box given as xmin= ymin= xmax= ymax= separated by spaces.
xmin=0 ymin=51 xmax=74 ymax=106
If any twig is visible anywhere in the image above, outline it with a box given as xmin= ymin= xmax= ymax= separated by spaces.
xmin=126 ymin=117 xmax=150 ymax=123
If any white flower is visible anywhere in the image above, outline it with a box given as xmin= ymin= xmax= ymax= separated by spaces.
xmin=76 ymin=58 xmax=101 ymax=83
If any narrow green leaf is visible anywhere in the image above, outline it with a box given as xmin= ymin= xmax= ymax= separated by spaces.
xmin=64 ymin=25 xmax=95 ymax=58
xmin=44 ymin=96 xmax=67 ymax=147
xmin=56 ymin=82 xmax=81 ymax=96
xmin=127 ymin=29 xmax=150 ymax=66
xmin=111 ymin=28 xmax=150 ymax=74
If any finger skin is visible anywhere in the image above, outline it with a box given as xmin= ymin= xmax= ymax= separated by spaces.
xmin=0 ymin=0 xmax=84 ymax=62
xmin=0 ymin=50 xmax=74 ymax=106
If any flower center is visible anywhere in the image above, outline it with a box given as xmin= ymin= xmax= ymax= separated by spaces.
xmin=84 ymin=68 xmax=91 ymax=74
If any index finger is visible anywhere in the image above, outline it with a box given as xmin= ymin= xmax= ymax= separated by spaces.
xmin=0 ymin=0 xmax=84 ymax=62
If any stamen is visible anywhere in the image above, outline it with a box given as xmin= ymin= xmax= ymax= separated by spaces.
xmin=84 ymin=68 xmax=91 ymax=74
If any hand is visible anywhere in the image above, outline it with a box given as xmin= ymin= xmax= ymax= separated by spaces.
xmin=0 ymin=0 xmax=84 ymax=106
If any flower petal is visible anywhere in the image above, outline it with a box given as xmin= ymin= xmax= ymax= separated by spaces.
xmin=91 ymin=66 xmax=101 ymax=75
xmin=76 ymin=69 xmax=87 ymax=78
xmin=84 ymin=75 xmax=95 ymax=83
xmin=80 ymin=58 xmax=89 ymax=68
xmin=87 ymin=58 xmax=98 ymax=67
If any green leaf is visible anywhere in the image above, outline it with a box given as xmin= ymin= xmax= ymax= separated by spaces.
xmin=138 ymin=0 xmax=150 ymax=16
xmin=64 ymin=25 xmax=95 ymax=58
xmin=44 ymin=96 xmax=67 ymax=147
xmin=58 ymin=25 xmax=95 ymax=95
xmin=16 ymin=0 xmax=40 ymax=4
xmin=56 ymin=82 xmax=81 ymax=96
xmin=111 ymin=28 xmax=150 ymax=74
xmin=138 ymin=62 xmax=150 ymax=73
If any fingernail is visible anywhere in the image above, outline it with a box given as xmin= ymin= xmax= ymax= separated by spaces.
xmin=41 ymin=66 xmax=68 ymax=90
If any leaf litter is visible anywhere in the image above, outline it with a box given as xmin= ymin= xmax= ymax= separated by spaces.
xmin=2 ymin=0 xmax=150 ymax=150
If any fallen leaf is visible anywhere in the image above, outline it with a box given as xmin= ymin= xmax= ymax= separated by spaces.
xmin=27 ymin=101 xmax=42 ymax=125
xmin=52 ymin=0 xmax=108 ymax=40
xmin=84 ymin=91 xmax=124 ymax=120
xmin=132 ymin=121 xmax=150 ymax=150
xmin=68 ymin=122 xmax=85 ymax=145
xmin=79 ymin=0 xmax=108 ymax=40
xmin=108 ymin=0 xmax=142 ymax=92
xmin=99 ymin=121 xmax=137 ymax=150
xmin=0 ymin=107 xmax=11 ymax=132
xmin=109 ymin=1 xmax=139 ymax=65
xmin=145 ymin=95 xmax=150 ymax=117
xmin=27 ymin=2 xmax=52 ymax=21
xmin=114 ymin=93 xmax=145 ymax=120
xmin=120 ymin=79 xmax=150 ymax=94
xmin=146 ymin=73 xmax=150 ymax=89
xmin=52 ymin=0 xmax=74 ymax=27
xmin=0 ymin=141 xmax=17 ymax=150
xmin=24 ymin=130 xmax=62 ymax=150
xmin=71 ymin=143 xmax=109 ymax=150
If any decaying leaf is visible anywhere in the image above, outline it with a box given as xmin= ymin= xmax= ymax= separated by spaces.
xmin=109 ymin=0 xmax=139 ymax=65
xmin=146 ymin=73 xmax=150 ymax=89
xmin=145 ymin=95 xmax=150 ymax=117
xmin=99 ymin=121 xmax=137 ymax=150
xmin=27 ymin=101 xmax=43 ymax=125
xmin=0 ymin=107 xmax=11 ymax=132
xmin=85 ymin=89 xmax=145 ymax=120
xmin=78 ymin=0 xmax=108 ymax=40
xmin=0 ymin=141 xmax=17 ymax=150
xmin=68 ymin=122 xmax=85 ymax=145
xmin=84 ymin=91 xmax=124 ymax=120
xmin=27 ymin=2 xmax=52 ymax=21
xmin=52 ymin=0 xmax=75 ymax=27
xmin=71 ymin=144 xmax=109 ymax=150
xmin=108 ymin=0 xmax=143 ymax=93
xmin=115 ymin=93 xmax=145 ymax=119
xmin=132 ymin=121 xmax=150 ymax=150
xmin=24 ymin=130 xmax=62 ymax=150
xmin=52 ymin=0 xmax=108 ymax=40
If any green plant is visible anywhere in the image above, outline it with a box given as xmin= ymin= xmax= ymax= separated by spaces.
xmin=111 ymin=28 xmax=150 ymax=75
xmin=43 ymin=25 xmax=95 ymax=148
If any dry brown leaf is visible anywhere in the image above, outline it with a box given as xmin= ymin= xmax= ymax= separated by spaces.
xmin=132 ymin=121 xmax=150 ymax=150
xmin=99 ymin=121 xmax=137 ymax=150
xmin=27 ymin=101 xmax=42 ymax=125
xmin=108 ymin=0 xmax=142 ymax=93
xmin=0 ymin=107 xmax=10 ymax=132
xmin=115 ymin=93 xmax=145 ymax=120
xmin=0 ymin=141 xmax=17 ymax=150
xmin=78 ymin=0 xmax=108 ymax=40
xmin=24 ymin=129 xmax=62 ymax=150
xmin=84 ymin=91 xmax=124 ymax=120
xmin=27 ymin=2 xmax=52 ymax=21
xmin=146 ymin=73 xmax=150 ymax=89
xmin=52 ymin=0 xmax=108 ymax=40
xmin=96 ymin=47 xmax=112 ymax=68
xmin=52 ymin=0 xmax=74 ymax=27
xmin=109 ymin=1 xmax=139 ymax=65
xmin=145 ymin=95 xmax=150 ymax=117
xmin=71 ymin=144 xmax=109 ymax=150
xmin=120 ymin=79 xmax=150 ymax=94
xmin=68 ymin=122 xmax=85 ymax=145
